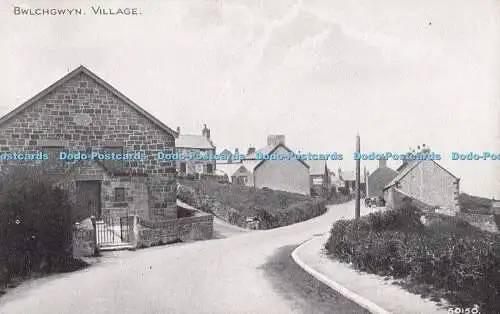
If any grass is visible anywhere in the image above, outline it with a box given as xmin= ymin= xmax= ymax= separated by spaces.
xmin=178 ymin=179 xmax=327 ymax=229
xmin=459 ymin=193 xmax=493 ymax=214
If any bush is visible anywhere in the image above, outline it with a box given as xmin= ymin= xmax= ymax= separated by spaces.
xmin=325 ymin=206 xmax=500 ymax=313
xmin=0 ymin=166 xmax=81 ymax=283
xmin=178 ymin=180 xmax=326 ymax=229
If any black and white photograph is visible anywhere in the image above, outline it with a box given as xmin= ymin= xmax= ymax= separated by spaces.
xmin=0 ymin=0 xmax=499 ymax=313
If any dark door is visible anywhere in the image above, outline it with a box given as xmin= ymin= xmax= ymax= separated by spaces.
xmin=75 ymin=181 xmax=102 ymax=221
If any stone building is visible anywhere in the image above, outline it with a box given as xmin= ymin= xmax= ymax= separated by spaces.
xmin=0 ymin=65 xmax=178 ymax=222
xmin=383 ymin=160 xmax=460 ymax=215
xmin=242 ymin=135 xmax=310 ymax=195
xmin=366 ymin=159 xmax=398 ymax=198
xmin=175 ymin=124 xmax=216 ymax=176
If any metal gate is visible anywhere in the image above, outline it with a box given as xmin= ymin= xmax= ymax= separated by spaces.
xmin=95 ymin=216 xmax=131 ymax=247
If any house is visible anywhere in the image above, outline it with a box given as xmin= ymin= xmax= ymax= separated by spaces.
xmin=0 ymin=65 xmax=180 ymax=223
xmin=338 ymin=167 xmax=367 ymax=195
xmin=215 ymin=163 xmax=251 ymax=185
xmin=383 ymin=160 xmax=460 ymax=215
xmin=242 ymin=135 xmax=310 ymax=195
xmin=176 ymin=124 xmax=216 ymax=176
xmin=330 ymin=171 xmax=344 ymax=193
xmin=216 ymin=148 xmax=243 ymax=165
xmin=307 ymin=159 xmax=330 ymax=196
xmin=366 ymin=159 xmax=398 ymax=199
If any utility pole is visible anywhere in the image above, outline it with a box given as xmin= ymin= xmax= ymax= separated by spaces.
xmin=355 ymin=133 xmax=361 ymax=219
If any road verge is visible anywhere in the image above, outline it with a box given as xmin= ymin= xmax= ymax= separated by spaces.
xmin=291 ymin=237 xmax=390 ymax=314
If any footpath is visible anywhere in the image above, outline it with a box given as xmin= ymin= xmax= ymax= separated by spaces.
xmin=292 ymin=234 xmax=449 ymax=314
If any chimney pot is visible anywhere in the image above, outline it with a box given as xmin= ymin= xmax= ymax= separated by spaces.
xmin=267 ymin=134 xmax=285 ymax=146
xmin=379 ymin=158 xmax=387 ymax=168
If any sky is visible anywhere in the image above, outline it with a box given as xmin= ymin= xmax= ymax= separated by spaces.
xmin=0 ymin=0 xmax=499 ymax=198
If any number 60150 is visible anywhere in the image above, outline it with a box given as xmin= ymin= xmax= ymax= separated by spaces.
xmin=448 ymin=307 xmax=479 ymax=314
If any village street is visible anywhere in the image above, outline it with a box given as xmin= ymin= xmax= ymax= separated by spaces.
xmin=0 ymin=201 xmax=376 ymax=314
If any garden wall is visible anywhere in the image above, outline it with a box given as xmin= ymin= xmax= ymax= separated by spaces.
xmin=136 ymin=212 xmax=213 ymax=247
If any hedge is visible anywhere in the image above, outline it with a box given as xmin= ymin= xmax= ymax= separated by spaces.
xmin=0 ymin=166 xmax=87 ymax=289
xmin=325 ymin=206 xmax=500 ymax=313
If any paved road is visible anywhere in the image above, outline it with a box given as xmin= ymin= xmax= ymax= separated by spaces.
xmin=0 ymin=201 xmax=377 ymax=314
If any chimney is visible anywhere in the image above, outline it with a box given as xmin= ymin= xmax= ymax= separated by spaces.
xmin=247 ymin=147 xmax=256 ymax=155
xmin=267 ymin=134 xmax=285 ymax=146
xmin=176 ymin=126 xmax=180 ymax=134
xmin=378 ymin=158 xmax=387 ymax=168
xmin=202 ymin=124 xmax=210 ymax=140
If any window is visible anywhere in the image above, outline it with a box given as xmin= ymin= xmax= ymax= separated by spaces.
xmin=42 ymin=146 xmax=64 ymax=168
xmin=180 ymin=162 xmax=186 ymax=173
xmin=206 ymin=163 xmax=213 ymax=174
xmin=102 ymin=146 xmax=124 ymax=173
xmin=114 ymin=187 xmax=125 ymax=202
xmin=235 ymin=176 xmax=247 ymax=185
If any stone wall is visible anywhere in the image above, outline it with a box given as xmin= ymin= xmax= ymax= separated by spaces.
xmin=136 ymin=212 xmax=213 ymax=247
xmin=385 ymin=188 xmax=435 ymax=213
xmin=72 ymin=218 xmax=95 ymax=257
xmin=398 ymin=161 xmax=459 ymax=214
xmin=57 ymin=160 xmax=150 ymax=221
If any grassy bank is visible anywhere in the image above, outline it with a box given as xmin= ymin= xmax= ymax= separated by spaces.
xmin=178 ymin=179 xmax=327 ymax=229
xmin=325 ymin=207 xmax=500 ymax=313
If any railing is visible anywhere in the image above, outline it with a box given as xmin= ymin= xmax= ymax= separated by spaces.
xmin=94 ymin=216 xmax=131 ymax=246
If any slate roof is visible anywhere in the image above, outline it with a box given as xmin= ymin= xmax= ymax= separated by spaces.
xmin=384 ymin=160 xmax=458 ymax=190
xmin=216 ymin=163 xmax=249 ymax=177
xmin=176 ymin=134 xmax=214 ymax=149
xmin=242 ymin=159 xmax=260 ymax=172
xmin=367 ymin=166 xmax=398 ymax=197
xmin=0 ymin=65 xmax=177 ymax=137
xmin=244 ymin=143 xmax=309 ymax=171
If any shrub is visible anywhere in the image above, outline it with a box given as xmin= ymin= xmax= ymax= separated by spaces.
xmin=0 ymin=166 xmax=78 ymax=282
xmin=178 ymin=180 xmax=326 ymax=229
xmin=325 ymin=206 xmax=500 ymax=313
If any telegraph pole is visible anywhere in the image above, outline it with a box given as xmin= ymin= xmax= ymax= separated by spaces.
xmin=355 ymin=133 xmax=361 ymax=219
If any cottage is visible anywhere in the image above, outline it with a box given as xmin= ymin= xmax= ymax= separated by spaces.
xmin=383 ymin=160 xmax=460 ymax=215
xmin=338 ymin=167 xmax=367 ymax=195
xmin=366 ymin=159 xmax=398 ymax=198
xmin=176 ymin=124 xmax=216 ymax=176
xmin=242 ymin=135 xmax=310 ymax=195
xmin=307 ymin=159 xmax=330 ymax=196
xmin=330 ymin=171 xmax=344 ymax=193
xmin=216 ymin=163 xmax=251 ymax=185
